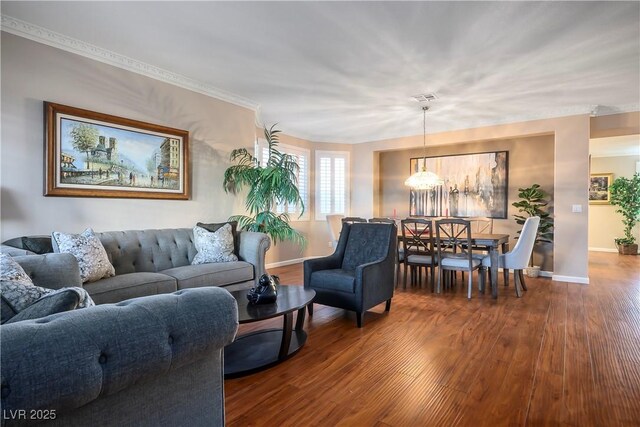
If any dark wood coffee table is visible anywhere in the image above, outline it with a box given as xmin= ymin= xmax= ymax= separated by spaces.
xmin=224 ymin=285 xmax=315 ymax=378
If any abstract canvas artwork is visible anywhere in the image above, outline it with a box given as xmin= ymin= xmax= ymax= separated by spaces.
xmin=45 ymin=103 xmax=189 ymax=199
xmin=409 ymin=151 xmax=508 ymax=218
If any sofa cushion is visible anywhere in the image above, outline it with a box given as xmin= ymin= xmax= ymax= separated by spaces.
xmin=53 ymin=228 xmax=115 ymax=283
xmin=191 ymin=225 xmax=238 ymax=265
xmin=97 ymin=229 xmax=197 ymax=274
xmin=197 ymin=221 xmax=240 ymax=257
xmin=162 ymin=261 xmax=253 ymax=289
xmin=5 ymin=289 xmax=80 ymax=324
xmin=83 ymin=273 xmax=177 ymax=304
xmin=310 ymin=269 xmax=356 ymax=293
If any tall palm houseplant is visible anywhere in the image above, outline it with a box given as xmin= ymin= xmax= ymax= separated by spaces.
xmin=512 ymin=184 xmax=554 ymax=275
xmin=609 ymin=172 xmax=640 ymax=255
xmin=223 ymin=125 xmax=306 ymax=247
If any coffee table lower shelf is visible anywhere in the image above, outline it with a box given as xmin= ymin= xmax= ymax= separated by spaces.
xmin=224 ymin=328 xmax=307 ymax=378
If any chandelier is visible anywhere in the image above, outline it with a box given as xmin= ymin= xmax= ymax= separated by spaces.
xmin=404 ymin=106 xmax=443 ymax=190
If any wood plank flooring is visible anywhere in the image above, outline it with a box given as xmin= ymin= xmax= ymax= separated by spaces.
xmin=225 ymin=252 xmax=640 ymax=426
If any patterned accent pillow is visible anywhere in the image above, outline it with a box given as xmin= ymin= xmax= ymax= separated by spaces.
xmin=0 ymin=253 xmax=95 ymax=314
xmin=52 ymin=228 xmax=115 ymax=283
xmin=192 ymin=224 xmax=238 ymax=265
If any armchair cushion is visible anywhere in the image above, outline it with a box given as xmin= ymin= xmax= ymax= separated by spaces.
xmin=310 ymin=269 xmax=356 ymax=293
xmin=342 ymin=224 xmax=393 ymax=271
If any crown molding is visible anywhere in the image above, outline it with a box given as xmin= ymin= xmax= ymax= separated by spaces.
xmin=1 ymin=14 xmax=259 ymax=111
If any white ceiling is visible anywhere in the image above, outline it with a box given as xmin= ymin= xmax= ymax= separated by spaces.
xmin=3 ymin=1 xmax=639 ymax=143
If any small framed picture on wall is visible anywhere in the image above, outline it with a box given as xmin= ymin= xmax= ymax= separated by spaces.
xmin=589 ymin=173 xmax=613 ymax=204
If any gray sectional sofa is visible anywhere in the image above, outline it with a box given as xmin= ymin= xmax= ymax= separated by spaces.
xmin=0 ymin=227 xmax=271 ymax=425
xmin=3 ymin=227 xmax=271 ymax=304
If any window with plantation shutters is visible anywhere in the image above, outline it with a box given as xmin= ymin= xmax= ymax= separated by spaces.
xmin=255 ymin=139 xmax=309 ymax=221
xmin=315 ymin=150 xmax=350 ymax=220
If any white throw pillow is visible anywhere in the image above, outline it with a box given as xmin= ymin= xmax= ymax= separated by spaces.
xmin=192 ymin=224 xmax=238 ymax=265
xmin=52 ymin=228 xmax=115 ymax=283
xmin=0 ymin=253 xmax=95 ymax=311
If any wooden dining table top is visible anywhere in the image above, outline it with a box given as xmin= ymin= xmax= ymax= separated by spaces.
xmin=397 ymin=232 xmax=509 ymax=246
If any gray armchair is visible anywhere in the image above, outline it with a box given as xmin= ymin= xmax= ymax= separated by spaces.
xmin=304 ymin=222 xmax=397 ymax=327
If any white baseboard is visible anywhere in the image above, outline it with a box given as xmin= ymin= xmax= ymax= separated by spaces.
xmin=266 ymin=256 xmax=319 ymax=269
xmin=588 ymin=247 xmax=618 ymax=253
xmin=552 ymin=275 xmax=590 ymax=285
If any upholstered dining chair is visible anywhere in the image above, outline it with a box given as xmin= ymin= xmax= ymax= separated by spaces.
xmin=342 ymin=216 xmax=367 ymax=224
xmin=435 ymin=219 xmax=485 ymax=299
xmin=304 ymin=222 xmax=397 ymax=328
xmin=400 ymin=218 xmax=437 ymax=291
xmin=326 ymin=214 xmax=344 ymax=248
xmin=481 ymin=216 xmax=540 ymax=297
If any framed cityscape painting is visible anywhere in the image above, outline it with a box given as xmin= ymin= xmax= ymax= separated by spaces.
xmin=589 ymin=173 xmax=613 ymax=204
xmin=409 ymin=151 xmax=509 ymax=218
xmin=45 ymin=102 xmax=189 ymax=199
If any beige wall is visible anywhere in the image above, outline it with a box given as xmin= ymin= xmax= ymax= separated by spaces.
xmin=352 ymin=115 xmax=591 ymax=282
xmin=589 ymin=155 xmax=640 ymax=251
xmin=591 ymin=112 xmax=640 ymax=138
xmin=1 ymin=34 xmax=255 ymax=240
xmin=378 ymin=135 xmax=555 ymax=271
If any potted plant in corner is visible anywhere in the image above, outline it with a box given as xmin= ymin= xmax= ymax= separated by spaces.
xmin=512 ymin=184 xmax=554 ymax=277
xmin=609 ymin=172 xmax=640 ymax=255
xmin=223 ymin=124 xmax=306 ymax=247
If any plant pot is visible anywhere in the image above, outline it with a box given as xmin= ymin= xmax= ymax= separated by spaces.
xmin=525 ymin=266 xmax=541 ymax=278
xmin=617 ymin=243 xmax=638 ymax=255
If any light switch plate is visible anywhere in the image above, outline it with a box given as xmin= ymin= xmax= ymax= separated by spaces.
xmin=572 ymin=204 xmax=582 ymax=213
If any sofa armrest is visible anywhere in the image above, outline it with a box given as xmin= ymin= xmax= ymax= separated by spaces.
xmin=238 ymin=231 xmax=271 ymax=282
xmin=12 ymin=253 xmax=82 ymax=290
xmin=0 ymin=287 xmax=239 ymax=416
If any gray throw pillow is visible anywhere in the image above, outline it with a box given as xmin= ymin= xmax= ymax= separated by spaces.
xmin=5 ymin=290 xmax=80 ymax=324
xmin=21 ymin=236 xmax=54 ymax=254
xmin=52 ymin=228 xmax=115 ymax=283
xmin=197 ymin=221 xmax=240 ymax=256
xmin=191 ymin=224 xmax=238 ymax=265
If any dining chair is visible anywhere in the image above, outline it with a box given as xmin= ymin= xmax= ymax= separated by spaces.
xmin=342 ymin=217 xmax=367 ymax=224
xmin=326 ymin=214 xmax=344 ymax=248
xmin=469 ymin=217 xmax=494 ymax=234
xmin=400 ymin=218 xmax=437 ymax=291
xmin=368 ymin=218 xmax=396 ymax=224
xmin=481 ymin=216 xmax=540 ymax=297
xmin=435 ymin=219 xmax=484 ymax=299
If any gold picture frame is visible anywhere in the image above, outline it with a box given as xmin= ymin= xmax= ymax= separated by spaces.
xmin=589 ymin=173 xmax=613 ymax=204
xmin=45 ymin=102 xmax=189 ymax=199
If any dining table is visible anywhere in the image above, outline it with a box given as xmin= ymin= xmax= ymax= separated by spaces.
xmin=397 ymin=231 xmax=510 ymax=299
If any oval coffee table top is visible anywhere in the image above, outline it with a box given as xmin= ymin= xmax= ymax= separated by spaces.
xmin=230 ymin=285 xmax=315 ymax=324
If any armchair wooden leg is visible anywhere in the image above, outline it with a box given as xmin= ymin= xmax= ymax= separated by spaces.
xmin=437 ymin=267 xmax=442 ymax=294
xmin=356 ymin=312 xmax=363 ymax=328
xmin=518 ymin=269 xmax=528 ymax=291
xmin=503 ymin=268 xmax=509 ymax=287
xmin=385 ymin=299 xmax=392 ymax=312
xmin=479 ymin=268 xmax=485 ymax=294
xmin=467 ymin=270 xmax=473 ymax=299
xmin=403 ymin=263 xmax=408 ymax=289
xmin=307 ymin=303 xmax=314 ymax=316
xmin=430 ymin=265 xmax=435 ymax=292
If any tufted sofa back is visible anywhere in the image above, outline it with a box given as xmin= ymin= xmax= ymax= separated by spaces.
xmin=98 ymin=229 xmax=197 ymax=275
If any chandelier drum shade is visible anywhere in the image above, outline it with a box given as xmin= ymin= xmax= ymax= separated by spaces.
xmin=404 ymin=106 xmax=443 ymax=190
